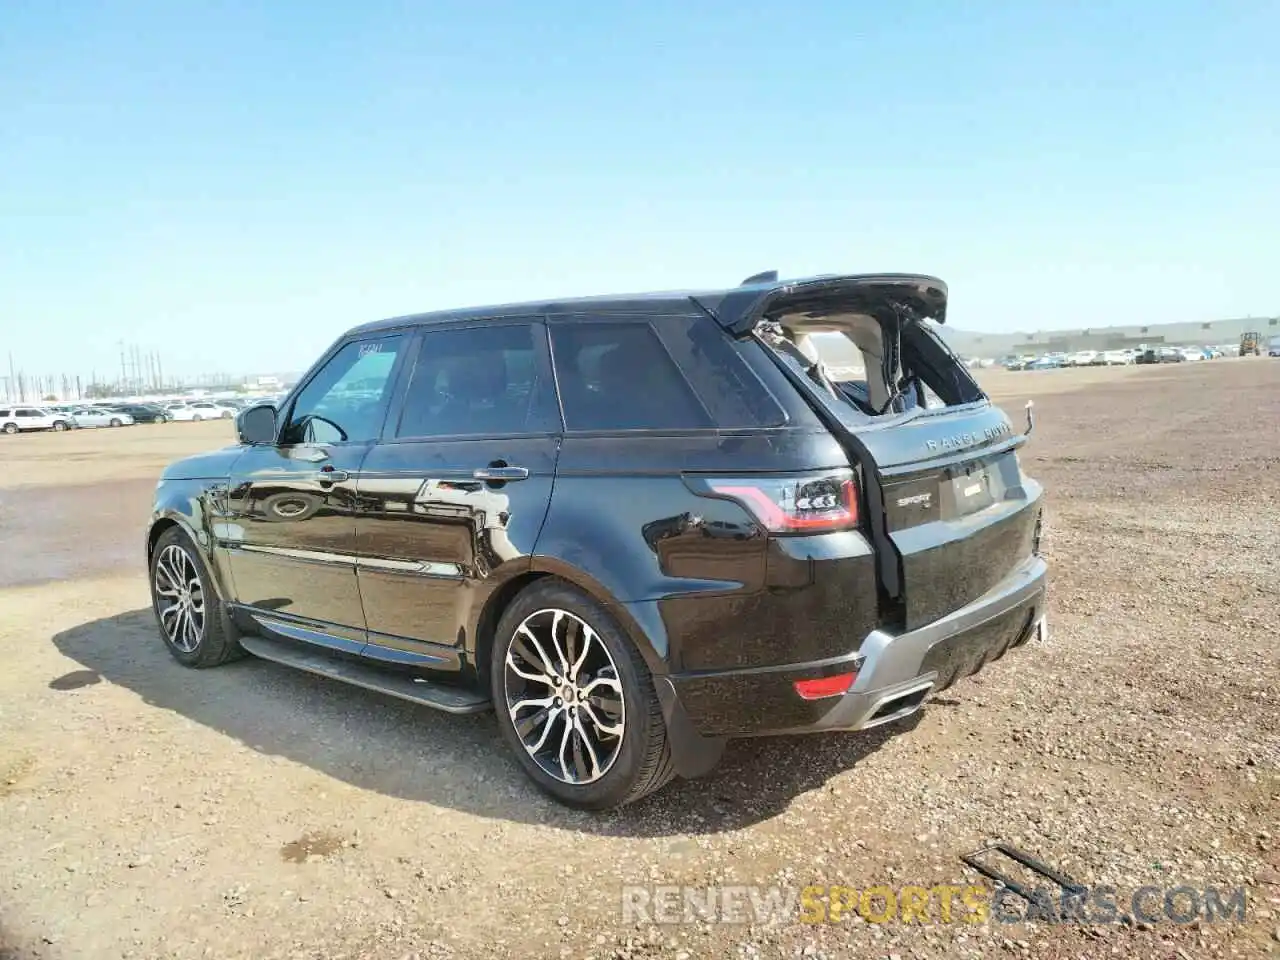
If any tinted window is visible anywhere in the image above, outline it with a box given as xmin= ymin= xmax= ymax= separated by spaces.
xmin=282 ymin=335 xmax=404 ymax=444
xmin=650 ymin=316 xmax=786 ymax=428
xmin=396 ymin=323 xmax=557 ymax=438
xmin=550 ymin=321 xmax=712 ymax=431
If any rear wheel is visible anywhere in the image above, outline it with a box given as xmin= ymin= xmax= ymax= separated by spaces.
xmin=2 ymin=423 xmax=16 ymax=434
xmin=490 ymin=580 xmax=674 ymax=810
xmin=149 ymin=526 xmax=242 ymax=667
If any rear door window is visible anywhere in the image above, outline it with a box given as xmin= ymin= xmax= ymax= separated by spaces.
xmin=549 ymin=321 xmax=713 ymax=431
xmin=394 ymin=322 xmax=559 ymax=438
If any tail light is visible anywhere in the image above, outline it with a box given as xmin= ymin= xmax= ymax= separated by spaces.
xmin=686 ymin=470 xmax=859 ymax=533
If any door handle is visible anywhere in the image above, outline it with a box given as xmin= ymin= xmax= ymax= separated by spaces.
xmin=472 ymin=466 xmax=529 ymax=482
xmin=317 ymin=466 xmax=349 ymax=485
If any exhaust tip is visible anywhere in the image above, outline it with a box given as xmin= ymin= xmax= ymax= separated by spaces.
xmin=859 ymin=683 xmax=933 ymax=729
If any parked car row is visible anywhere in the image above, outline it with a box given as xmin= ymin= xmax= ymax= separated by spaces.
xmin=1000 ymin=344 xmax=1229 ymax=371
xmin=1 ymin=396 xmax=276 ymax=434
xmin=1 ymin=404 xmax=152 ymax=432
xmin=1132 ymin=345 xmax=1231 ymax=364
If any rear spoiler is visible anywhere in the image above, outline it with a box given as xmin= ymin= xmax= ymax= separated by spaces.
xmin=690 ymin=273 xmax=948 ymax=337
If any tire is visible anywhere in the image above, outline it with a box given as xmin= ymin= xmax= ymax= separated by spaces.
xmin=51 ymin=420 xmax=68 ymax=432
xmin=149 ymin=526 xmax=242 ymax=668
xmin=2 ymin=423 xmax=16 ymax=435
xmin=490 ymin=579 xmax=674 ymax=810
xmin=109 ymin=418 xmax=122 ymax=427
xmin=221 ymin=410 xmax=233 ymax=419
xmin=192 ymin=414 xmax=202 ymax=422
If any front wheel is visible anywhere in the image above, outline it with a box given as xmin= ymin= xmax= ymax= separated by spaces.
xmin=149 ymin=526 xmax=242 ymax=667
xmin=51 ymin=420 xmax=68 ymax=432
xmin=109 ymin=418 xmax=122 ymax=427
xmin=2 ymin=423 xmax=17 ymax=434
xmin=192 ymin=414 xmax=202 ymax=422
xmin=490 ymin=580 xmax=674 ymax=810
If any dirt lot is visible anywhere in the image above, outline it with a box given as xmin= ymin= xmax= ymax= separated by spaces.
xmin=1 ymin=360 xmax=1278 ymax=960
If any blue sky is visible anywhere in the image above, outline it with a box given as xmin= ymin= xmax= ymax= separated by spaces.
xmin=2 ymin=1 xmax=1276 ymax=380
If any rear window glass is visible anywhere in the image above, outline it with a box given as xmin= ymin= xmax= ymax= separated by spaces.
xmin=550 ymin=322 xmax=712 ymax=431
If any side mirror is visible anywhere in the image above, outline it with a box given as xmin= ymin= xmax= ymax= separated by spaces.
xmin=237 ymin=404 xmax=278 ymax=445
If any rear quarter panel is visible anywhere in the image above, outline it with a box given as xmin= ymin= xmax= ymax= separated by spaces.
xmin=536 ymin=429 xmax=879 ymax=673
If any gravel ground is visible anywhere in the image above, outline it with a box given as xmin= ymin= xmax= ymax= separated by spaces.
xmin=1 ymin=359 xmax=1277 ymax=959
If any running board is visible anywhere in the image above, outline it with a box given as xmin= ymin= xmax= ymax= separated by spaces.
xmin=239 ymin=634 xmax=492 ymax=715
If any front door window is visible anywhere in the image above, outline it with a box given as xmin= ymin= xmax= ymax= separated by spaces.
xmin=282 ymin=336 xmax=405 ymax=445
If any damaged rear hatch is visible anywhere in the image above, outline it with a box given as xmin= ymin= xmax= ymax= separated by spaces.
xmin=694 ymin=274 xmax=1044 ymax=631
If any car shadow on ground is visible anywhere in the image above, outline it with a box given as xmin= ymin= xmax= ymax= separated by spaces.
xmin=52 ymin=610 xmax=918 ymax=838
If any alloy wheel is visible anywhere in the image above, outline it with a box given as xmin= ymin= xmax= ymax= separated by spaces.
xmin=503 ymin=608 xmax=625 ymax=785
xmin=153 ymin=544 xmax=206 ymax=653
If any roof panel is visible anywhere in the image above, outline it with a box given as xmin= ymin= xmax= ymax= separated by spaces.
xmin=345 ymin=272 xmax=945 ymax=335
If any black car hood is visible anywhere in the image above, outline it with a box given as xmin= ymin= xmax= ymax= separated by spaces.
xmin=160 ymin=446 xmax=244 ymax=481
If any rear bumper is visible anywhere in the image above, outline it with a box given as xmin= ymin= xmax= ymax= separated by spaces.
xmin=664 ymin=554 xmax=1047 ymax=737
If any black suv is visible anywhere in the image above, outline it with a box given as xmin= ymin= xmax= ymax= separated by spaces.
xmin=147 ymin=272 xmax=1046 ymax=809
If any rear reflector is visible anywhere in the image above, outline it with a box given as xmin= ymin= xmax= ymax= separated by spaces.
xmin=794 ymin=672 xmax=857 ymax=700
xmin=689 ymin=470 xmax=859 ymax=533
